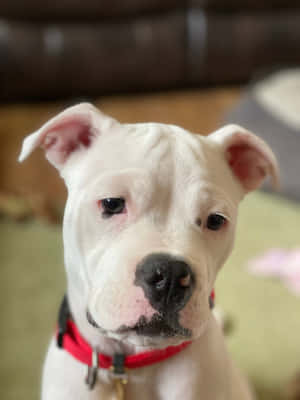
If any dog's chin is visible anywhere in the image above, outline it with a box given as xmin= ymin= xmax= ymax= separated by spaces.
xmin=93 ymin=313 xmax=199 ymax=348
xmin=98 ymin=329 xmax=182 ymax=348
xmin=87 ymin=310 xmax=211 ymax=348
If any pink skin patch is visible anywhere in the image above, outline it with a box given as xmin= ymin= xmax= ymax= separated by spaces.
xmin=248 ymin=249 xmax=300 ymax=295
xmin=122 ymin=287 xmax=157 ymax=328
xmin=92 ymin=285 xmax=156 ymax=332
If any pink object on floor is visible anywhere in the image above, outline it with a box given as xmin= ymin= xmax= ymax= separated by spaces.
xmin=248 ymin=249 xmax=300 ymax=295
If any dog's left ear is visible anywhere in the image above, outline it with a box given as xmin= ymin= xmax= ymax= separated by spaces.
xmin=18 ymin=103 xmax=117 ymax=171
xmin=208 ymin=124 xmax=279 ymax=192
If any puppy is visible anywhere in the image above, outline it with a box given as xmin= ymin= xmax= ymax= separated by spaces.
xmin=19 ymin=103 xmax=278 ymax=399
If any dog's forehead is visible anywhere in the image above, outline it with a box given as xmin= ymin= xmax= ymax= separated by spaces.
xmin=122 ymin=123 xmax=221 ymax=184
xmin=70 ymin=121 xmax=215 ymax=192
xmin=108 ymin=122 xmax=206 ymax=168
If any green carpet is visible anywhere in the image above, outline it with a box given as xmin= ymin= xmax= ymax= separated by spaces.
xmin=1 ymin=191 xmax=300 ymax=400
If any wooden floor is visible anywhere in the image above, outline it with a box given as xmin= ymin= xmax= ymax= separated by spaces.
xmin=0 ymin=87 xmax=241 ymax=221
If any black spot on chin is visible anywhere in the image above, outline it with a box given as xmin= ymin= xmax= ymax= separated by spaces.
xmin=118 ymin=313 xmax=191 ymax=338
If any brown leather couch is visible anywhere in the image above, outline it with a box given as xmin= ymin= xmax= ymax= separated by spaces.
xmin=0 ymin=0 xmax=300 ymax=100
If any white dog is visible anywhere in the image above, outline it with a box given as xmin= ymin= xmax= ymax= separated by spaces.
xmin=19 ymin=103 xmax=278 ymax=400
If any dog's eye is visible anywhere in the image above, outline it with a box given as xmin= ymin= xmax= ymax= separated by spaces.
xmin=206 ymin=213 xmax=227 ymax=231
xmin=100 ymin=198 xmax=126 ymax=218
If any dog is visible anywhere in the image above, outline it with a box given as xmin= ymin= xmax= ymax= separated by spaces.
xmin=19 ymin=103 xmax=278 ymax=400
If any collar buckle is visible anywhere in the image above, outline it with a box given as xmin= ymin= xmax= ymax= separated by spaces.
xmin=110 ymin=353 xmax=128 ymax=383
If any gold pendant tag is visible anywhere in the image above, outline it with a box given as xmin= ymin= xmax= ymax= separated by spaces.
xmin=113 ymin=377 xmax=127 ymax=400
xmin=110 ymin=353 xmax=128 ymax=400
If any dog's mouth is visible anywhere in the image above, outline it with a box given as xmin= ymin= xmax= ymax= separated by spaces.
xmin=86 ymin=310 xmax=191 ymax=338
xmin=118 ymin=314 xmax=191 ymax=338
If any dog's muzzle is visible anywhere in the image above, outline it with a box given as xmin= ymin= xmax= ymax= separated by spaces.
xmin=86 ymin=253 xmax=197 ymax=338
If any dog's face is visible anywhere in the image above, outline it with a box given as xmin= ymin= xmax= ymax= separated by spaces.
xmin=19 ymin=104 xmax=278 ymax=347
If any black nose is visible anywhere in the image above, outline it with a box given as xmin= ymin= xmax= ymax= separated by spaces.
xmin=135 ymin=253 xmax=195 ymax=314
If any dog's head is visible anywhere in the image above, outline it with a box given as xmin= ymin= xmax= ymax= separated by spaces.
xmin=19 ymin=103 xmax=278 ymax=347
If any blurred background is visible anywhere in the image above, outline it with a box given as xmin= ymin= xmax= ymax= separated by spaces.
xmin=1 ymin=1 xmax=300 ymax=399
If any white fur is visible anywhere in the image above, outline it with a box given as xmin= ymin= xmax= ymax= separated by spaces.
xmin=19 ymin=103 xmax=278 ymax=399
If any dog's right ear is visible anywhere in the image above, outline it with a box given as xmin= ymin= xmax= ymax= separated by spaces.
xmin=18 ymin=103 xmax=117 ymax=171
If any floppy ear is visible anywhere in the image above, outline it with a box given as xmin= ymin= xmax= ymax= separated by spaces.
xmin=18 ymin=103 xmax=116 ymax=170
xmin=208 ymin=124 xmax=279 ymax=192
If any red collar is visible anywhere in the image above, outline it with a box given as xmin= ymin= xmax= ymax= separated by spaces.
xmin=58 ymin=320 xmax=191 ymax=369
xmin=57 ymin=289 xmax=215 ymax=371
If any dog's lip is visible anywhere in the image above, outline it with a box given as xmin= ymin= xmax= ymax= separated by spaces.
xmin=117 ymin=314 xmax=191 ymax=338
xmin=86 ymin=310 xmax=191 ymax=338
xmin=86 ymin=310 xmax=101 ymax=329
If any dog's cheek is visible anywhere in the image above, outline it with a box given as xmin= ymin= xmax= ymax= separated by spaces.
xmin=88 ymin=281 xmax=156 ymax=331
xmin=178 ymin=291 xmax=210 ymax=338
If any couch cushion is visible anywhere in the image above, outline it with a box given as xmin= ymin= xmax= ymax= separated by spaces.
xmin=0 ymin=0 xmax=183 ymax=20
